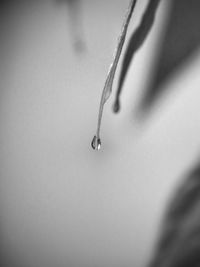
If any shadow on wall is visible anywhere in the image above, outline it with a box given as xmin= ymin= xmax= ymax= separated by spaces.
xmin=139 ymin=0 xmax=200 ymax=115
xmin=114 ymin=0 xmax=200 ymax=118
xmin=0 ymin=0 xmax=86 ymax=53
xmin=149 ymin=159 xmax=200 ymax=267
xmin=56 ymin=0 xmax=86 ymax=53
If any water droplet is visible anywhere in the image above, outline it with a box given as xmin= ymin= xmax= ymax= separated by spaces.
xmin=91 ymin=136 xmax=101 ymax=150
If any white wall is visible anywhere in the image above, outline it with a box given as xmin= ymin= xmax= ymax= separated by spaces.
xmin=0 ymin=1 xmax=200 ymax=267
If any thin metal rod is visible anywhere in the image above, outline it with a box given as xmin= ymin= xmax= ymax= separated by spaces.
xmin=92 ymin=0 xmax=138 ymax=149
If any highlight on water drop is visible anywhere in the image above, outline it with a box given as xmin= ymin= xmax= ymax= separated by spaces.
xmin=91 ymin=135 xmax=101 ymax=151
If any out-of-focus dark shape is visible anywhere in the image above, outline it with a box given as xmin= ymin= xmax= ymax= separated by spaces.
xmin=149 ymin=163 xmax=200 ymax=267
xmin=0 ymin=0 xmax=18 ymax=8
xmin=113 ymin=0 xmax=161 ymax=113
xmin=139 ymin=0 xmax=200 ymax=115
xmin=56 ymin=0 xmax=86 ymax=53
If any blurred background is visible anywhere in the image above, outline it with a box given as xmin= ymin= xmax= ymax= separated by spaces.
xmin=0 ymin=1 xmax=200 ymax=267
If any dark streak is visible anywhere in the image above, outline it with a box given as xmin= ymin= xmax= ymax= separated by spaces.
xmin=113 ymin=0 xmax=161 ymax=113
xmin=139 ymin=0 xmax=200 ymax=116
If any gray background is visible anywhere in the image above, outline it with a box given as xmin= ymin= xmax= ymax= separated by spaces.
xmin=0 ymin=1 xmax=200 ymax=267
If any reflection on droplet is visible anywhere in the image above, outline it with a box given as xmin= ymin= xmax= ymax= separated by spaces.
xmin=91 ymin=136 xmax=101 ymax=151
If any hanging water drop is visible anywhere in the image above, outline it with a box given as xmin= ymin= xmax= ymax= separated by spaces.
xmin=91 ymin=0 xmax=137 ymax=150
xmin=91 ymin=135 xmax=101 ymax=151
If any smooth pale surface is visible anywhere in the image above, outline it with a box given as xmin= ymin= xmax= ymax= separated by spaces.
xmin=0 ymin=1 xmax=200 ymax=267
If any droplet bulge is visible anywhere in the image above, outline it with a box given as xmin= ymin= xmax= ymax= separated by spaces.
xmin=91 ymin=136 xmax=101 ymax=150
